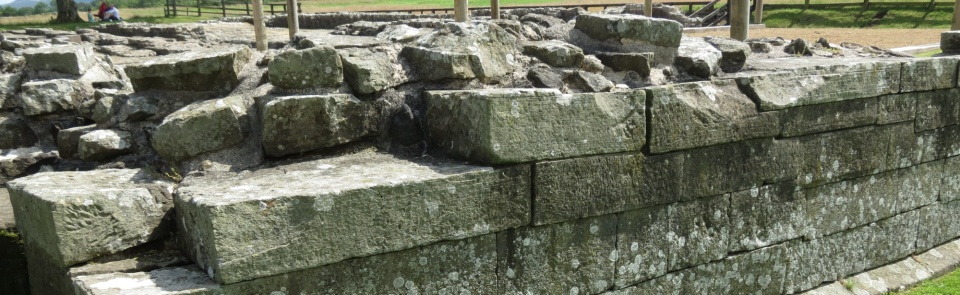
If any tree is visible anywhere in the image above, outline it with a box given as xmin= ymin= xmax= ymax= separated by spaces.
xmin=54 ymin=0 xmax=82 ymax=22
xmin=33 ymin=1 xmax=50 ymax=15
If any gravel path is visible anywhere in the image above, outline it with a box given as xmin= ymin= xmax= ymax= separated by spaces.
xmin=686 ymin=27 xmax=944 ymax=49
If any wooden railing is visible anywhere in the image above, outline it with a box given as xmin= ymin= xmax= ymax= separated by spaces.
xmin=164 ymin=0 xmax=302 ymax=17
xmin=359 ymin=1 xmax=714 ymax=15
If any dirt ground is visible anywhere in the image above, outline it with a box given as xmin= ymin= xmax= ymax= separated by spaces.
xmin=686 ymin=27 xmax=943 ymax=49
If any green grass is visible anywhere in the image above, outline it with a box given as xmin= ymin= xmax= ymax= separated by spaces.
xmin=896 ymin=267 xmax=960 ymax=295
xmin=764 ymin=6 xmax=953 ymax=28
xmin=916 ymin=48 xmax=943 ymax=57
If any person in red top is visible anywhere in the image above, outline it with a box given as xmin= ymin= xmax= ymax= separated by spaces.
xmin=97 ymin=1 xmax=108 ymax=21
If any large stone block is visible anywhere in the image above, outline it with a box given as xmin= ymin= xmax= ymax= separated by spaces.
xmin=7 ymin=169 xmax=175 ymax=268
xmin=23 ymin=44 xmax=96 ymax=75
xmin=574 ymin=14 xmax=682 ymax=65
xmin=669 ymin=244 xmax=788 ymax=294
xmin=915 ymin=88 xmax=960 ymax=132
xmin=73 ymin=266 xmax=221 ymax=295
xmin=917 ymin=200 xmax=960 ymax=251
xmin=779 ymin=97 xmax=878 ymax=137
xmin=876 ymin=92 xmax=917 ymax=125
xmin=522 ymin=40 xmax=585 ymax=68
xmin=122 ymin=46 xmax=250 ymax=91
xmin=788 ymin=124 xmax=911 ymax=188
xmin=176 ymin=153 xmax=530 ymax=284
xmin=784 ymin=226 xmax=872 ymax=293
xmin=943 ymin=30 xmax=960 ymax=54
xmin=674 ymin=37 xmax=721 ymax=78
xmin=704 ymin=36 xmax=751 ymax=73
xmin=900 ymin=57 xmax=959 ymax=92
xmin=615 ymin=195 xmax=729 ymax=287
xmin=533 ymin=152 xmax=644 ymax=225
xmin=917 ymin=124 xmax=960 ymax=162
xmin=647 ymin=80 xmax=778 ymax=153
xmin=594 ymin=52 xmax=652 ymax=77
xmin=260 ymin=94 xmax=377 ymax=157
xmin=424 ymin=89 xmax=645 ymax=164
xmin=268 ymin=46 xmax=343 ymax=89
xmin=340 ymin=47 xmax=402 ymax=94
xmin=0 ymin=73 xmax=22 ymax=110
xmin=497 ymin=215 xmax=616 ymax=295
xmin=869 ymin=210 xmax=920 ymax=266
xmin=729 ymin=181 xmax=806 ymax=252
xmin=78 ymin=129 xmax=133 ymax=161
xmin=0 ymin=114 xmax=37 ymax=149
xmin=56 ymin=124 xmax=97 ymax=159
xmin=151 ymin=97 xmax=244 ymax=162
xmin=19 ymin=79 xmax=79 ymax=116
xmin=943 ymin=156 xmax=960 ymax=203
xmin=736 ymin=60 xmax=901 ymax=111
xmin=401 ymin=22 xmax=518 ymax=81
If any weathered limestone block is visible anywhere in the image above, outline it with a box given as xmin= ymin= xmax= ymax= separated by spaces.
xmin=900 ymin=57 xmax=959 ymax=92
xmin=176 ymin=153 xmax=530 ymax=284
xmin=260 ymin=94 xmax=377 ymax=157
xmin=869 ymin=210 xmax=920 ymax=267
xmin=729 ymin=181 xmax=806 ymax=252
xmin=917 ymin=200 xmax=960 ymax=251
xmin=704 ymin=36 xmax=751 ymax=73
xmin=797 ymin=282 xmax=855 ymax=295
xmin=941 ymin=30 xmax=960 ymax=54
xmin=424 ymin=89 xmax=645 ymax=164
xmin=788 ymin=124 xmax=911 ymax=188
xmin=594 ymin=52 xmax=652 ymax=77
xmin=615 ymin=195 xmax=729 ymax=287
xmin=665 ymin=245 xmax=788 ymax=294
xmin=23 ymin=44 xmax=96 ymax=75
xmin=268 ymin=46 xmax=343 ymax=89
xmin=92 ymin=95 xmax=117 ymax=124
xmin=56 ymin=124 xmax=97 ymax=159
xmin=647 ymin=80 xmax=779 ymax=153
xmin=915 ymin=88 xmax=960 ymax=131
xmin=876 ymin=93 xmax=917 ymax=125
xmin=123 ymin=95 xmax=159 ymax=121
xmin=847 ymin=258 xmax=931 ymax=294
xmin=533 ymin=152 xmax=644 ymax=225
xmin=19 ymin=79 xmax=80 ymax=116
xmin=674 ymin=37 xmax=721 ymax=78
xmin=918 ymin=124 xmax=960 ymax=163
xmin=574 ymin=14 xmax=682 ymax=64
xmin=779 ymin=97 xmax=878 ymax=137
xmin=122 ymin=46 xmax=250 ymax=91
xmin=0 ymin=147 xmax=59 ymax=187
xmin=914 ymin=239 xmax=960 ymax=277
xmin=522 ymin=40 xmax=585 ymax=68
xmin=0 ymin=114 xmax=37 ymax=149
xmin=78 ymin=129 xmax=132 ymax=161
xmin=151 ymin=97 xmax=244 ymax=162
xmin=943 ymin=156 xmax=960 ymax=203
xmin=340 ymin=48 xmax=402 ymax=94
xmin=892 ymin=161 xmax=944 ymax=213
xmin=527 ymin=68 xmax=565 ymax=89
xmin=608 ymin=272 xmax=683 ymax=294
xmin=401 ymin=22 xmax=518 ymax=81
xmin=498 ymin=215 xmax=616 ymax=295
xmin=8 ymin=169 xmax=175 ymax=267
xmin=0 ymin=73 xmax=22 ymax=110
xmin=565 ymin=71 xmax=614 ymax=92
xmin=73 ymin=266 xmax=221 ymax=295
xmin=737 ymin=60 xmax=901 ymax=111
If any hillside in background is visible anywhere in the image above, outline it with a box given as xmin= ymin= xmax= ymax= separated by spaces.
xmin=3 ymin=0 xmax=93 ymax=8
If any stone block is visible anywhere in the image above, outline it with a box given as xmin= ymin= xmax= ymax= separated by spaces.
xmin=900 ymin=57 xmax=959 ymax=92
xmin=914 ymin=239 xmax=960 ymax=277
xmin=497 ymin=215 xmax=616 ymax=295
xmin=594 ymin=52 xmax=652 ymax=77
xmin=942 ymin=30 xmax=960 ymax=54
xmin=679 ymin=244 xmax=788 ymax=294
xmin=784 ymin=226 xmax=873 ymax=293
xmin=533 ymin=152 xmax=644 ymax=225
xmin=268 ymin=46 xmax=343 ymax=89
xmin=260 ymin=94 xmax=377 ymax=157
xmin=729 ymin=181 xmax=806 ymax=252
xmin=424 ymin=89 xmax=645 ymax=164
xmin=647 ymin=79 xmax=779 ymax=153
xmin=944 ymin=156 xmax=960 ymax=203
xmin=151 ymin=97 xmax=244 ymax=162
xmin=736 ymin=60 xmax=901 ymax=111
xmin=0 ymin=114 xmax=37 ymax=149
xmin=789 ymin=124 xmax=909 ymax=188
xmin=876 ymin=92 xmax=917 ymax=125
xmin=401 ymin=22 xmax=518 ymax=81
xmin=868 ymin=210 xmax=920 ymax=266
xmin=122 ymin=46 xmax=250 ymax=92
xmin=23 ymin=44 xmax=96 ymax=75
xmin=78 ymin=129 xmax=133 ymax=161
xmin=0 ymin=73 xmax=22 ymax=110
xmin=19 ymin=79 xmax=80 ymax=116
xmin=804 ymin=170 xmax=897 ymax=238
xmin=522 ymin=40 xmax=585 ymax=68
xmin=7 ymin=169 xmax=175 ymax=267
xmin=915 ymin=88 xmax=960 ymax=132
xmin=56 ymin=124 xmax=97 ymax=159
xmin=847 ymin=258 xmax=932 ymax=295
xmin=573 ymin=14 xmax=682 ymax=65
xmin=0 ymin=188 xmax=12 ymax=229
xmin=615 ymin=195 xmax=729 ymax=287
xmin=917 ymin=200 xmax=960 ymax=251
xmin=779 ymin=97 xmax=878 ymax=137
xmin=176 ymin=153 xmax=530 ymax=284
xmin=704 ymin=36 xmax=751 ymax=73
xmin=340 ymin=48 xmax=402 ymax=94
xmin=674 ymin=37 xmax=721 ymax=78
xmin=918 ymin=124 xmax=960 ymax=162
xmin=796 ymin=282 xmax=855 ymax=295
xmin=527 ymin=68 xmax=565 ymax=89
xmin=73 ymin=266 xmax=221 ymax=295
xmin=565 ymin=71 xmax=614 ymax=92
xmin=891 ymin=161 xmax=943 ymax=213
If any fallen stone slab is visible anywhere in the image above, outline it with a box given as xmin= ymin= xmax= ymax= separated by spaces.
xmin=565 ymin=71 xmax=614 ymax=92
xmin=260 ymin=94 xmax=378 ymax=157
xmin=78 ymin=129 xmax=133 ymax=161
xmin=151 ymin=96 xmax=245 ymax=162
xmin=674 ymin=37 xmax=721 ymax=78
xmin=704 ymin=36 xmax=751 ymax=73
xmin=339 ymin=47 xmax=403 ymax=94
xmin=424 ymin=89 xmax=645 ymax=164
xmin=176 ymin=153 xmax=530 ymax=284
xmin=73 ymin=266 xmax=221 ymax=295
xmin=0 ymin=114 xmax=37 ymax=149
xmin=23 ymin=44 xmax=97 ymax=75
xmin=19 ymin=79 xmax=80 ymax=116
xmin=122 ymin=46 xmax=250 ymax=92
xmin=574 ymin=14 xmax=682 ymax=65
xmin=8 ymin=169 xmax=175 ymax=268
xmin=56 ymin=124 xmax=97 ymax=159
xmin=522 ymin=40 xmax=585 ymax=68
xmin=401 ymin=22 xmax=519 ymax=81
xmin=268 ymin=45 xmax=343 ymax=89
xmin=0 ymin=73 xmax=22 ymax=110
xmin=594 ymin=52 xmax=653 ymax=77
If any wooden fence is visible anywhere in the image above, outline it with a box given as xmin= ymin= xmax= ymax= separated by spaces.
xmin=767 ymin=0 xmax=954 ymax=9
xmin=359 ymin=1 xmax=714 ymax=15
xmin=164 ymin=0 xmax=302 ymax=17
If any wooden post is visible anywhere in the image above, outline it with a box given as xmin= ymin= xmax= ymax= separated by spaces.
xmin=730 ymin=0 xmax=749 ymax=41
xmin=197 ymin=0 xmax=201 ymax=16
xmin=221 ymin=0 xmax=226 ymax=17
xmin=804 ymin=0 xmax=809 ymax=9
xmin=455 ymin=0 xmax=468 ymax=22
xmin=286 ymin=0 xmax=299 ymax=41
xmin=645 ymin=0 xmax=652 ymax=17
xmin=490 ymin=0 xmax=499 ymax=19
xmin=245 ymin=2 xmax=249 ymax=16
xmin=252 ymin=0 xmax=267 ymax=51
xmin=173 ymin=0 xmax=177 ymax=16
xmin=754 ymin=0 xmax=763 ymax=24
xmin=954 ymin=0 xmax=960 ymax=30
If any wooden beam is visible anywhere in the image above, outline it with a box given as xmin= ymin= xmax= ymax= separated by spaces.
xmin=491 ymin=0 xmax=500 ymax=19
xmin=286 ymin=0 xmax=300 ymax=42
xmin=455 ymin=0 xmax=469 ymax=22
xmin=730 ymin=0 xmax=750 ymax=41
xmin=252 ymin=0 xmax=267 ymax=51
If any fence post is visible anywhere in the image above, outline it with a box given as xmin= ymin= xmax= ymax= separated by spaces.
xmin=173 ymin=0 xmax=177 ymax=16
xmin=953 ymin=0 xmax=960 ymax=30
xmin=221 ymin=0 xmax=226 ymax=17
xmin=197 ymin=0 xmax=201 ymax=16
xmin=252 ymin=0 xmax=267 ymax=51
xmin=804 ymin=0 xmax=809 ymax=9
xmin=455 ymin=0 xmax=468 ymax=22
xmin=246 ymin=2 xmax=249 ymax=16
xmin=730 ymin=0 xmax=749 ymax=40
xmin=645 ymin=0 xmax=652 ymax=16
xmin=286 ymin=0 xmax=299 ymax=42
xmin=754 ymin=0 xmax=763 ymax=24
xmin=491 ymin=0 xmax=499 ymax=19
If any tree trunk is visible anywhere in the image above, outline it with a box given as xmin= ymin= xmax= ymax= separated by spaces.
xmin=55 ymin=0 xmax=82 ymax=23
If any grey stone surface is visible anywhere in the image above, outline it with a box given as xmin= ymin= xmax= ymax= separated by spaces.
xmin=0 ymin=73 xmax=22 ymax=110
xmin=736 ymin=60 xmax=901 ymax=111
xmin=123 ymin=95 xmax=159 ymax=121
xmin=918 ymin=125 xmax=960 ymax=163
xmin=917 ymin=200 xmax=960 ymax=251
xmin=176 ymin=153 xmax=530 ymax=284
xmin=8 ymin=169 xmax=175 ymax=267
xmin=671 ymin=244 xmax=788 ymax=294
xmin=615 ymin=195 xmax=729 ymax=287
xmin=401 ymin=22 xmax=518 ymax=81
xmin=914 ymin=239 xmax=960 ymax=277
xmin=522 ymin=40 xmax=584 ymax=68
xmin=260 ymin=94 xmax=377 ymax=157
xmin=340 ymin=47 xmax=402 ymax=94
xmin=594 ymin=52 xmax=652 ymax=77
xmin=122 ymin=46 xmax=250 ymax=91
xmin=704 ymin=36 xmax=751 ymax=73
xmin=23 ymin=44 xmax=96 ymax=75
xmin=498 ymin=215 xmax=616 ymax=295
xmin=797 ymin=282 xmax=855 ymax=295
xmin=674 ymin=37 xmax=721 ymax=78
xmin=92 ymin=95 xmax=117 ymax=124
xmin=0 ymin=114 xmax=37 ymax=149
xmin=151 ymin=97 xmax=244 ymax=162
xmin=574 ymin=14 xmax=682 ymax=64
xmin=19 ymin=79 xmax=79 ymax=116
xmin=647 ymin=80 xmax=779 ymax=153
xmin=533 ymin=152 xmax=644 ymax=225
xmin=876 ymin=93 xmax=917 ymax=125
xmin=941 ymin=30 xmax=960 ymax=54
xmin=56 ymin=124 xmax=97 ymax=159
xmin=847 ymin=258 xmax=932 ymax=295
xmin=424 ymin=89 xmax=645 ymax=164
xmin=268 ymin=46 xmax=343 ymax=89
xmin=527 ymin=68 xmax=565 ymax=89
xmin=565 ymin=71 xmax=614 ymax=92
xmin=0 ymin=188 xmax=12 ymax=228
xmin=729 ymin=181 xmax=805 ymax=252
xmin=900 ymin=57 xmax=958 ymax=92
xmin=779 ymin=97 xmax=878 ymax=137
xmin=788 ymin=124 xmax=912 ymax=188
xmin=943 ymin=156 xmax=960 ymax=203
xmin=915 ymin=88 xmax=960 ymax=132
xmin=73 ymin=266 xmax=221 ymax=295
xmin=78 ymin=129 xmax=133 ymax=161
